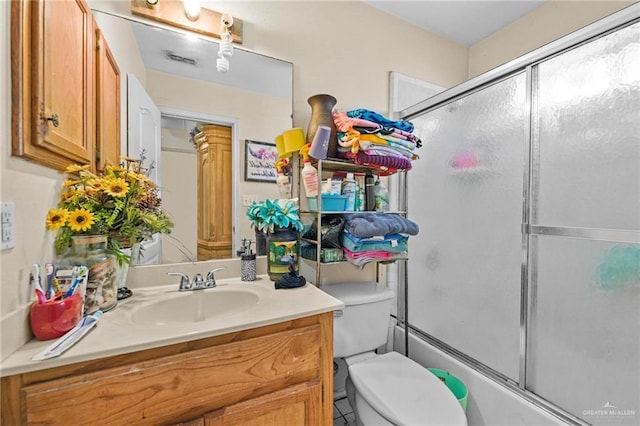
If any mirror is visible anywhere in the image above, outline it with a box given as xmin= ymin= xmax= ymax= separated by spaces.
xmin=91 ymin=9 xmax=293 ymax=265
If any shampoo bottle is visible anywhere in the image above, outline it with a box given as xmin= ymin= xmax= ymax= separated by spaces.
xmin=300 ymin=144 xmax=319 ymax=198
xmin=342 ymin=173 xmax=357 ymax=211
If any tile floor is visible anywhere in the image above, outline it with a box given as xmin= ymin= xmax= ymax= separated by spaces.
xmin=333 ymin=396 xmax=355 ymax=426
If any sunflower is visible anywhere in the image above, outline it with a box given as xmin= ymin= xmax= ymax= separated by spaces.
xmin=64 ymin=164 xmax=91 ymax=173
xmin=127 ymin=171 xmax=150 ymax=183
xmin=63 ymin=179 xmax=82 ymax=187
xmin=45 ymin=208 xmax=69 ymax=230
xmin=86 ymin=179 xmax=104 ymax=191
xmin=103 ymin=178 xmax=129 ymax=197
xmin=67 ymin=208 xmax=95 ymax=232
xmin=60 ymin=189 xmax=78 ymax=202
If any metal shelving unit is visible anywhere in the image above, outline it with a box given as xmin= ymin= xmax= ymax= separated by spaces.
xmin=296 ymin=155 xmax=408 ymax=287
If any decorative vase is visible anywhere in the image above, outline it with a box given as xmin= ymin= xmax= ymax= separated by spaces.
xmin=255 ymin=227 xmax=267 ymax=256
xmin=57 ymin=235 xmax=117 ymax=314
xmin=307 ymin=94 xmax=338 ymax=158
xmin=267 ymin=226 xmax=299 ymax=282
xmin=115 ymin=243 xmax=140 ymax=290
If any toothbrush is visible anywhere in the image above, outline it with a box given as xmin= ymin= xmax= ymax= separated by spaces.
xmin=45 ymin=263 xmax=55 ymax=300
xmin=32 ymin=264 xmax=46 ymax=304
xmin=31 ymin=311 xmax=103 ymax=361
xmin=64 ymin=266 xmax=88 ymax=298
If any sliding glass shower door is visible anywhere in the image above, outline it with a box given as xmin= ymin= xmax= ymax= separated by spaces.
xmin=403 ymin=12 xmax=639 ymax=425
xmin=407 ymin=72 xmax=527 ymax=382
xmin=526 ymin=21 xmax=639 ymax=425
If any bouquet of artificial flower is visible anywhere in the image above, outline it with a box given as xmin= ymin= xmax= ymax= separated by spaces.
xmin=246 ymin=199 xmax=303 ymax=234
xmin=45 ymin=158 xmax=173 ymax=264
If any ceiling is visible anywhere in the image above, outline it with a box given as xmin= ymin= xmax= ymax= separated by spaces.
xmin=364 ymin=1 xmax=546 ymax=46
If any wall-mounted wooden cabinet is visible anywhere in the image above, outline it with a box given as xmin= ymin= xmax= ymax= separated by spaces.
xmin=196 ymin=124 xmax=233 ymax=260
xmin=95 ymin=27 xmax=121 ymax=172
xmin=11 ymin=0 xmax=120 ymax=172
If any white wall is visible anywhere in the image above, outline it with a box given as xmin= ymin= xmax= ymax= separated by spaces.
xmin=468 ymin=0 xmax=634 ymax=78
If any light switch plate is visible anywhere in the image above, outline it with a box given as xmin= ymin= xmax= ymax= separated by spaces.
xmin=1 ymin=202 xmax=15 ymax=250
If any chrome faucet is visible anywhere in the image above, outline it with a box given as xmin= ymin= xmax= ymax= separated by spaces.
xmin=167 ymin=267 xmax=226 ymax=291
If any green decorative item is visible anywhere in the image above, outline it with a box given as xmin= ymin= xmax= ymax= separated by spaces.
xmin=267 ymin=226 xmax=299 ymax=282
xmin=246 ymin=199 xmax=302 ymax=281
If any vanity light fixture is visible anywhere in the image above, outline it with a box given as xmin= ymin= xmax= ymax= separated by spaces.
xmin=183 ymin=0 xmax=200 ymax=21
xmin=216 ymin=14 xmax=234 ymax=73
xmin=130 ymin=1 xmax=243 ymax=45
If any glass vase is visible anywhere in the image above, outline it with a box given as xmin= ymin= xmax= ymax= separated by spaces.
xmin=307 ymin=94 xmax=338 ymax=158
xmin=57 ymin=235 xmax=118 ymax=314
xmin=267 ymin=227 xmax=299 ymax=282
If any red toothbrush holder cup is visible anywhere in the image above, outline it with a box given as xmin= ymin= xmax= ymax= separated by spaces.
xmin=30 ymin=294 xmax=83 ymax=340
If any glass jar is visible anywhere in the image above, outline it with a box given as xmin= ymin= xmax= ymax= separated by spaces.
xmin=57 ymin=235 xmax=118 ymax=314
xmin=267 ymin=227 xmax=299 ymax=282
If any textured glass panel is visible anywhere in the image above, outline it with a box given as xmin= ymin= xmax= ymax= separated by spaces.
xmin=527 ymin=236 xmax=640 ymax=425
xmin=534 ymin=22 xmax=640 ymax=230
xmin=407 ymin=73 xmax=526 ymax=381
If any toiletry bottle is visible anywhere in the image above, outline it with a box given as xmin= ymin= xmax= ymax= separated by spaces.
xmin=241 ymin=251 xmax=257 ymax=281
xmin=365 ymin=174 xmax=376 ymax=211
xmin=374 ymin=177 xmax=390 ymax=212
xmin=355 ymin=175 xmax=365 ymax=212
xmin=342 ymin=173 xmax=357 ymax=211
xmin=300 ymin=144 xmax=319 ymax=198
xmin=275 ymin=158 xmax=292 ymax=199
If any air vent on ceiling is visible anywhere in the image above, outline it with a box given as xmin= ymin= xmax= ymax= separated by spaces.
xmin=164 ymin=50 xmax=199 ymax=66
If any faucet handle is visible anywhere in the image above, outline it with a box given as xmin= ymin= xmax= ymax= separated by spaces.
xmin=167 ymin=272 xmax=190 ymax=291
xmin=205 ymin=267 xmax=226 ymax=288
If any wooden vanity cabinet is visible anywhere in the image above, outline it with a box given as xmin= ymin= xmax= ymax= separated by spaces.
xmin=11 ymin=0 xmax=120 ymax=172
xmin=1 ymin=312 xmax=334 ymax=426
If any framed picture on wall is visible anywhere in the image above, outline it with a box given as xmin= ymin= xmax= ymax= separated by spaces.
xmin=244 ymin=140 xmax=279 ymax=183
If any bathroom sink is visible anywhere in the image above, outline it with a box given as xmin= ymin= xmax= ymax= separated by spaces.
xmin=130 ymin=287 xmax=261 ymax=325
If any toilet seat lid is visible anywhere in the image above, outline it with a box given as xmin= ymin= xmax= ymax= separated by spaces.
xmin=349 ymin=352 xmax=467 ymax=426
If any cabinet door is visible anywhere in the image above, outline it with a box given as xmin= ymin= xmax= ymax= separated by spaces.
xmin=197 ymin=125 xmax=233 ymax=260
xmin=95 ymin=27 xmax=121 ymax=172
xmin=204 ymin=380 xmax=322 ymax=426
xmin=12 ymin=0 xmax=95 ymax=170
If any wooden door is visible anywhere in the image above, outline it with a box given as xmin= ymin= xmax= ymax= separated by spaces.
xmin=95 ymin=27 xmax=120 ymax=172
xmin=203 ymin=380 xmax=322 ymax=426
xmin=12 ymin=0 xmax=95 ymax=170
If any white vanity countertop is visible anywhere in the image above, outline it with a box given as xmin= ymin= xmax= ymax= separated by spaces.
xmin=0 ymin=275 xmax=344 ymax=377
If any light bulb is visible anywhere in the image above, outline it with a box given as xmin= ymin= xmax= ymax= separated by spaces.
xmin=216 ymin=56 xmax=229 ymax=73
xmin=183 ymin=0 xmax=200 ymax=21
xmin=218 ymin=31 xmax=233 ymax=59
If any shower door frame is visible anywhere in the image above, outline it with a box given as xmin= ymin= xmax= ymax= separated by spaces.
xmin=397 ymin=4 xmax=640 ymax=425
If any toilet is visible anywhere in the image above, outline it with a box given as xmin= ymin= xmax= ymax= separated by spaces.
xmin=324 ymin=282 xmax=467 ymax=426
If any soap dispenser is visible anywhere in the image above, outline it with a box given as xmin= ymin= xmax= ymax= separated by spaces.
xmin=239 ymin=240 xmax=256 ymax=281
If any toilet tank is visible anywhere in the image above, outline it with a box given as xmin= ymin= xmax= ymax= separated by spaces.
xmin=322 ymin=282 xmax=394 ymax=358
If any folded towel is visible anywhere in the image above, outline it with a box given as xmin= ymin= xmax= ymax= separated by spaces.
xmin=342 ymin=232 xmax=408 ymax=253
xmin=347 ymin=109 xmax=414 ymax=133
xmin=343 ymin=213 xmax=419 ymax=238
xmin=343 ymin=247 xmax=407 ymax=269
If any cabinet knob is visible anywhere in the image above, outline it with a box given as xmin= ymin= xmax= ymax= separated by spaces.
xmin=44 ymin=113 xmax=59 ymax=127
